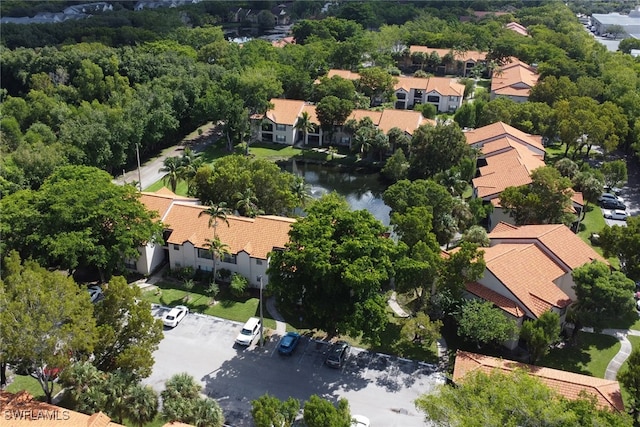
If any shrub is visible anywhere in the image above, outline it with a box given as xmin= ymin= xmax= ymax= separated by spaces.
xmin=230 ymin=273 xmax=248 ymax=297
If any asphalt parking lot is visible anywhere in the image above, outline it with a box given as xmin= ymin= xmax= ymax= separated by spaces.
xmin=144 ymin=306 xmax=444 ymax=427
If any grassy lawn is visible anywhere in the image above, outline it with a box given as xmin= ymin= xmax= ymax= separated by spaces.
xmin=576 ymin=205 xmax=620 ymax=269
xmin=5 ymin=374 xmax=61 ymax=401
xmin=141 ymin=281 xmax=276 ymax=330
xmin=144 ymin=179 xmax=187 ymax=194
xmin=539 ymin=331 xmax=620 ymax=378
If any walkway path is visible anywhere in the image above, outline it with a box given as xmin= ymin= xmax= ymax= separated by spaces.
xmin=600 ymin=328 xmax=640 ymax=380
xmin=265 ymin=296 xmax=287 ymax=336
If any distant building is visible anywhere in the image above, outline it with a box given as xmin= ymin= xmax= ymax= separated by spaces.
xmin=490 ymin=58 xmax=539 ymax=103
xmin=591 ymin=6 xmax=640 ymax=38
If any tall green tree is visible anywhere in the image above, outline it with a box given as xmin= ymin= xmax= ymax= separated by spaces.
xmin=457 ymin=300 xmax=518 ymax=349
xmin=0 ymin=252 xmax=97 ymax=403
xmin=295 ymin=111 xmax=315 ymax=145
xmin=618 ymin=347 xmax=640 ymax=424
xmin=204 ymin=237 xmax=230 ymax=282
xmin=599 ymin=216 xmax=640 ymax=280
xmin=251 ymin=394 xmax=300 ymax=427
xmin=520 ymin=310 xmax=561 ymax=365
xmin=268 ymin=193 xmax=396 ymax=345
xmin=408 ymin=123 xmax=471 ymax=180
xmin=303 ymin=395 xmax=351 ymax=427
xmin=159 ymin=156 xmax=182 ymax=192
xmin=500 ymin=166 xmax=574 ymax=226
xmin=315 ymin=96 xmax=354 ymax=144
xmin=199 ymin=202 xmax=231 ymax=238
xmin=0 ymin=166 xmax=163 ymax=281
xmin=93 ymin=276 xmax=163 ymax=377
xmin=601 ymin=160 xmax=627 ymax=190
xmin=416 ymin=369 xmax=632 ymax=426
xmin=571 ymin=261 xmax=636 ymax=329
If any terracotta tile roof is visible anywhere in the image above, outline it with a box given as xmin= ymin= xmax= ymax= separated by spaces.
xmin=466 ymin=281 xmax=525 ymax=317
xmin=482 ymin=243 xmax=572 ymax=317
xmin=162 ymin=422 xmax=195 ymax=427
xmin=488 ymin=223 xmax=607 ymax=269
xmin=472 ymin=150 xmax=541 ymax=199
xmin=271 ymin=36 xmax=295 ymax=48
xmin=0 ymin=391 xmax=125 ymax=427
xmin=571 ymin=191 xmax=584 ymax=207
xmin=394 ymin=76 xmax=465 ymax=97
xmin=300 ymin=104 xmax=320 ymax=125
xmin=163 ymin=204 xmax=295 ymax=259
xmin=491 ymin=59 xmax=539 ymax=98
xmin=139 ymin=190 xmax=199 ymax=221
xmin=505 ymin=21 xmax=529 ymax=36
xmin=347 ymin=109 xmax=383 ymax=125
xmin=377 ymin=109 xmax=434 ymax=134
xmin=452 ymin=351 xmax=625 ymax=412
xmin=265 ymin=99 xmax=306 ymax=126
xmin=465 ymin=121 xmax=544 ymax=152
xmin=408 ymin=46 xmax=487 ymax=62
xmin=326 ymin=69 xmax=361 ymax=81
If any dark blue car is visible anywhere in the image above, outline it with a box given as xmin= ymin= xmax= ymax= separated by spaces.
xmin=278 ymin=332 xmax=301 ymax=355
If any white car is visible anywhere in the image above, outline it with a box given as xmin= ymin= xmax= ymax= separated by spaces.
xmin=604 ymin=210 xmax=628 ymax=221
xmin=235 ymin=317 xmax=261 ymax=346
xmin=163 ymin=305 xmax=189 ymax=328
xmin=351 ymin=415 xmax=371 ymax=427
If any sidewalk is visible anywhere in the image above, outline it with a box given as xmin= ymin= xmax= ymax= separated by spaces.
xmin=583 ymin=327 xmax=640 ymax=380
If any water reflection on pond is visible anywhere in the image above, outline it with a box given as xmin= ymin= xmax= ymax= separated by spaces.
xmin=281 ymin=160 xmax=392 ymax=226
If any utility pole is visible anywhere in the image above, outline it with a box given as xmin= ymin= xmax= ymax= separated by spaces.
xmin=136 ymin=143 xmax=142 ymax=192
xmin=259 ymin=275 xmax=264 ymax=347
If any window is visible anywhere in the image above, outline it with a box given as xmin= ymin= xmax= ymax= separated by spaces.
xmin=414 ymin=90 xmax=423 ymax=98
xmin=449 ymin=96 xmax=457 ymax=101
xmin=276 ymin=135 xmax=286 ymax=143
xmin=396 ymin=92 xmax=406 ymax=99
xmin=256 ymin=259 xmax=263 ymax=265
xmin=427 ymin=95 xmax=440 ymax=103
xmin=197 ymin=248 xmax=212 ymax=259
xmin=124 ymin=260 xmax=137 ymax=269
xmin=173 ymin=244 xmax=180 ymax=251
xmin=276 ymin=124 xmax=286 ymax=131
xmin=261 ymin=123 xmax=273 ymax=131
xmin=222 ymin=254 xmax=237 ymax=264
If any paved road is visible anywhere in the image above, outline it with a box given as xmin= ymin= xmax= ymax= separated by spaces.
xmin=144 ymin=306 xmax=444 ymax=427
xmin=114 ymin=123 xmax=221 ymax=190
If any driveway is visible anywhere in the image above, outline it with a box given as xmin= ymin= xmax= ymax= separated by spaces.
xmin=144 ymin=307 xmax=444 ymax=427
xmin=114 ymin=123 xmax=221 ymax=190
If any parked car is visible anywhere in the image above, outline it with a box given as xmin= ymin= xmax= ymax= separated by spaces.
xmin=600 ymin=199 xmax=626 ymax=210
xmin=351 ymin=415 xmax=371 ymax=427
xmin=603 ymin=210 xmax=628 ymax=221
xmin=163 ymin=305 xmax=189 ymax=328
xmin=235 ymin=317 xmax=261 ymax=346
xmin=604 ymin=186 xmax=622 ymax=196
xmin=87 ymin=285 xmax=104 ymax=304
xmin=325 ymin=341 xmax=350 ymax=368
xmin=598 ymin=193 xmax=622 ymax=203
xmin=637 ymin=299 xmax=640 ymax=312
xmin=277 ymin=332 xmax=301 ymax=355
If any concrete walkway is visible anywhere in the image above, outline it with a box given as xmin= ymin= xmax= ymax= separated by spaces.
xmin=387 ymin=291 xmax=410 ymax=318
xmin=265 ymin=296 xmax=287 ymax=336
xmin=601 ymin=328 xmax=640 ymax=380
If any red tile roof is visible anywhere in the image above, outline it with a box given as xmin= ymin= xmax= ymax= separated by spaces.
xmin=466 ymin=281 xmax=525 ymax=317
xmin=488 ymin=223 xmax=607 ymax=270
xmin=506 ymin=21 xmax=529 ymax=36
xmin=326 ymin=69 xmax=361 ymax=81
xmin=482 ymin=243 xmax=572 ymax=317
xmin=0 ymin=391 xmax=125 ymax=427
xmin=491 ymin=58 xmax=539 ymax=98
xmin=394 ymin=76 xmax=465 ymax=97
xmin=265 ymin=99 xmax=306 ymax=126
xmin=163 ymin=204 xmax=295 ymax=259
xmin=408 ymin=46 xmax=487 ymax=62
xmin=453 ymin=351 xmax=625 ymax=412
xmin=465 ymin=121 xmax=544 ymax=152
xmin=472 ymin=149 xmax=543 ymax=199
xmin=140 ymin=190 xmax=199 ymax=221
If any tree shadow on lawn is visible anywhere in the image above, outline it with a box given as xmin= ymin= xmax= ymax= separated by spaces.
xmin=539 ymin=332 xmax=619 ymax=376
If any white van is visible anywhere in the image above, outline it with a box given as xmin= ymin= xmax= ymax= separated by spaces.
xmin=235 ymin=317 xmax=261 ymax=346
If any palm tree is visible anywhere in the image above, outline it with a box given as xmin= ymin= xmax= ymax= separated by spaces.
xmin=295 ymin=111 xmax=315 ymax=145
xmin=291 ymin=176 xmax=312 ymax=210
xmin=158 ymin=156 xmax=181 ymax=192
xmin=198 ymin=202 xmax=231 ymax=237
xmin=234 ymin=188 xmax=262 ymax=217
xmin=177 ymin=147 xmax=203 ymax=196
xmin=125 ymin=384 xmax=159 ymax=427
xmin=204 ymin=237 xmax=230 ymax=283
xmin=193 ymin=398 xmax=224 ymax=427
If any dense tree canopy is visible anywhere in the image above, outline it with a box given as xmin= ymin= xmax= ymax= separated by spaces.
xmin=599 ymin=216 xmax=640 ymax=281
xmin=571 ymin=261 xmax=636 ymax=329
xmin=0 ymin=252 xmax=97 ymax=403
xmin=0 ymin=165 xmax=163 ymax=280
xmin=268 ymin=194 xmax=396 ymax=345
xmin=416 ymin=368 xmax=632 ymax=427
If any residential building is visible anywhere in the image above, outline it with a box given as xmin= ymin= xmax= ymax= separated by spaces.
xmin=490 ymin=58 xmax=539 ymax=102
xmin=591 ymin=7 xmax=640 ymax=38
xmin=505 ymin=21 xmax=529 ymax=36
xmin=465 ymin=122 xmax=545 ymax=229
xmin=453 ymin=351 xmax=625 ymax=412
xmin=136 ymin=189 xmax=295 ymax=288
xmin=393 ymin=76 xmax=465 ymax=112
xmin=0 ymin=391 xmax=125 ymax=426
xmin=405 ymin=46 xmax=488 ymax=76
xmin=462 ymin=222 xmax=606 ymax=349
xmin=131 ymin=188 xmax=200 ymax=275
xmin=256 ymin=98 xmax=434 ymax=146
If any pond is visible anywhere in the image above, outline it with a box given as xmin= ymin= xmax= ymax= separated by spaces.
xmin=281 ymin=159 xmax=392 ymax=226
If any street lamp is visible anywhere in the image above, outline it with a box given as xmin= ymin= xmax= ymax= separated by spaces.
xmin=135 ymin=143 xmax=142 ymax=192
xmin=258 ymin=275 xmax=264 ymax=347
